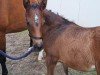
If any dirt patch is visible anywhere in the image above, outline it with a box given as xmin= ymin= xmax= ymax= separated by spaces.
xmin=1 ymin=30 xmax=96 ymax=75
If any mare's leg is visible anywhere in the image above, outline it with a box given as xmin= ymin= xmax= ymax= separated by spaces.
xmin=30 ymin=38 xmax=33 ymax=47
xmin=46 ymin=55 xmax=58 ymax=75
xmin=0 ymin=32 xmax=8 ymax=75
xmin=1 ymin=62 xmax=8 ymax=75
xmin=63 ymin=64 xmax=68 ymax=75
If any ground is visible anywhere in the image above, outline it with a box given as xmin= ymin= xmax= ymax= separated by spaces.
xmin=0 ymin=30 xmax=96 ymax=75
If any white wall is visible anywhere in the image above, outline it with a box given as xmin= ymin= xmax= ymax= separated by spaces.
xmin=47 ymin=0 xmax=100 ymax=27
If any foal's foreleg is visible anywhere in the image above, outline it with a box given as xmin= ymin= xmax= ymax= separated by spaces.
xmin=46 ymin=55 xmax=58 ymax=75
xmin=30 ymin=38 xmax=33 ymax=47
xmin=0 ymin=32 xmax=8 ymax=75
xmin=38 ymin=49 xmax=44 ymax=61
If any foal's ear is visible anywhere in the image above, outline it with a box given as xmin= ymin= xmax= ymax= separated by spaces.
xmin=23 ymin=0 xmax=30 ymax=9
xmin=40 ymin=0 xmax=47 ymax=10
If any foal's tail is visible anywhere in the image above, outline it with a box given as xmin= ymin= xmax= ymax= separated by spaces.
xmin=94 ymin=26 xmax=100 ymax=47
xmin=95 ymin=26 xmax=100 ymax=40
xmin=93 ymin=26 xmax=100 ymax=56
xmin=93 ymin=26 xmax=100 ymax=74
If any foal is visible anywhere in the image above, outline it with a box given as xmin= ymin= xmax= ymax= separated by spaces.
xmin=23 ymin=0 xmax=100 ymax=75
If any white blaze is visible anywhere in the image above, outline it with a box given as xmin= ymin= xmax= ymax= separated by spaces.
xmin=34 ymin=14 xmax=39 ymax=24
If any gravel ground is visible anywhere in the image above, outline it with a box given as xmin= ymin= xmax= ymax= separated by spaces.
xmin=0 ymin=30 xmax=96 ymax=75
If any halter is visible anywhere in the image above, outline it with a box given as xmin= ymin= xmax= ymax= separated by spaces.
xmin=29 ymin=34 xmax=42 ymax=40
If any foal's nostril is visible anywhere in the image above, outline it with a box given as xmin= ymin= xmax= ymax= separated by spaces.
xmin=34 ymin=42 xmax=43 ymax=52
xmin=37 ymin=42 xmax=43 ymax=47
xmin=32 ymin=39 xmax=43 ymax=51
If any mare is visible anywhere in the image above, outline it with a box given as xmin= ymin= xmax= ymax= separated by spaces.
xmin=0 ymin=0 xmax=37 ymax=74
xmin=23 ymin=0 xmax=100 ymax=75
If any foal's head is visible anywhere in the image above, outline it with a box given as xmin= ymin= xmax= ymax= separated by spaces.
xmin=23 ymin=0 xmax=47 ymax=48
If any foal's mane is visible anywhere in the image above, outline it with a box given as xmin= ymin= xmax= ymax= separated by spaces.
xmin=44 ymin=9 xmax=75 ymax=26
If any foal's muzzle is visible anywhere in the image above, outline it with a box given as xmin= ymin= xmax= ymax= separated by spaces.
xmin=29 ymin=34 xmax=43 ymax=52
xmin=34 ymin=42 xmax=43 ymax=52
xmin=32 ymin=40 xmax=43 ymax=52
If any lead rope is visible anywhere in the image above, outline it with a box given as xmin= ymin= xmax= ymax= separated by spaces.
xmin=0 ymin=46 xmax=35 ymax=60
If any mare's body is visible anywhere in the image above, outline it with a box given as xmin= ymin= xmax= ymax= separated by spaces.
xmin=0 ymin=0 xmax=35 ymax=74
